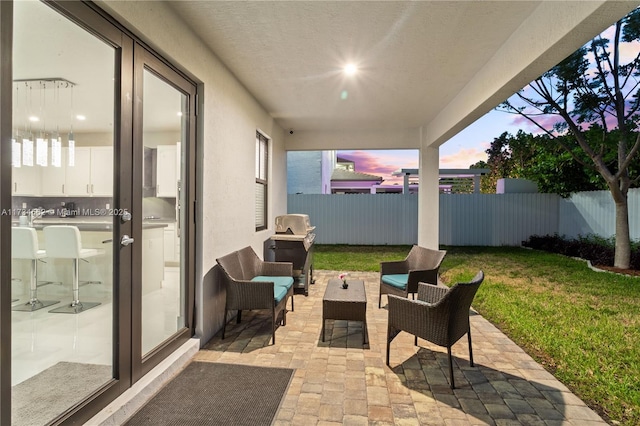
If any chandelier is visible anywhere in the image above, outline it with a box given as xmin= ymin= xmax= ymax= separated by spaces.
xmin=12 ymin=78 xmax=77 ymax=168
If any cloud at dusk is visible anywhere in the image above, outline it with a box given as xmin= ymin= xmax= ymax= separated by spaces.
xmin=337 ymin=147 xmax=489 ymax=184
xmin=510 ymin=114 xmax=560 ymax=133
xmin=509 ymin=105 xmax=621 ymax=133
xmin=337 ymin=150 xmax=418 ymax=185
xmin=440 ymin=147 xmax=488 ymax=169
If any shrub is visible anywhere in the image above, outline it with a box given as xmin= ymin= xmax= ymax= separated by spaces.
xmin=522 ymin=234 xmax=640 ymax=269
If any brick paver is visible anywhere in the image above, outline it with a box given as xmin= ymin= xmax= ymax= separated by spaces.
xmin=195 ymin=271 xmax=605 ymax=425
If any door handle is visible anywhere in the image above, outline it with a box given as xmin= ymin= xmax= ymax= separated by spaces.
xmin=120 ymin=235 xmax=134 ymax=247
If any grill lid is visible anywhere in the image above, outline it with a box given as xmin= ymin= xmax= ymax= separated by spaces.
xmin=275 ymin=214 xmax=315 ymax=235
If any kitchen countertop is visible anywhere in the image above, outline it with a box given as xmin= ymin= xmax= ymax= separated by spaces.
xmin=12 ymin=216 xmax=175 ymax=232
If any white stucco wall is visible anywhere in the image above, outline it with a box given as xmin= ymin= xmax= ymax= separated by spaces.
xmin=321 ymin=150 xmax=336 ymax=194
xmin=418 ymin=144 xmax=440 ymax=249
xmin=99 ymin=1 xmax=288 ymax=344
xmin=284 ymin=127 xmax=422 ymax=151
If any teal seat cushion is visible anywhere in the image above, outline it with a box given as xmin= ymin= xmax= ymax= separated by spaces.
xmin=252 ymin=275 xmax=294 ymax=290
xmin=273 ymin=284 xmax=289 ymax=304
xmin=381 ymin=274 xmax=409 ymax=289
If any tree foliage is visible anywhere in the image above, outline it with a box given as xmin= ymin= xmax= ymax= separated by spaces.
xmin=476 ymin=129 xmax=640 ymax=197
xmin=497 ymin=8 xmax=640 ymax=268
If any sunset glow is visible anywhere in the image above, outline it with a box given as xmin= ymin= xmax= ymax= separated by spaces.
xmin=338 ymin=149 xmax=418 ymax=185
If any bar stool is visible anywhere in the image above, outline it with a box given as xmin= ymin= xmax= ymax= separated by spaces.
xmin=43 ymin=225 xmax=103 ymax=314
xmin=11 ymin=227 xmax=59 ymax=311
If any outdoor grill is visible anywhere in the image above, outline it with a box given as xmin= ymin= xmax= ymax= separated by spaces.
xmin=270 ymin=214 xmax=315 ymax=296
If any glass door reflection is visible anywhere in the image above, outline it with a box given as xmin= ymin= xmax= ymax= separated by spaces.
xmin=140 ymin=69 xmax=186 ymax=356
xmin=11 ymin=1 xmax=115 ymax=424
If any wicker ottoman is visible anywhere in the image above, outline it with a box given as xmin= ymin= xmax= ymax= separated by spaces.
xmin=322 ymin=279 xmax=367 ymax=345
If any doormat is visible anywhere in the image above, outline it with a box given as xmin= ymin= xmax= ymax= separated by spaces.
xmin=12 ymin=361 xmax=112 ymax=426
xmin=125 ymin=361 xmax=294 ymax=426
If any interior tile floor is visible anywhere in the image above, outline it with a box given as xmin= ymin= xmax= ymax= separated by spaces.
xmin=196 ymin=270 xmax=606 ymax=425
xmin=11 ymin=266 xmax=181 ymax=387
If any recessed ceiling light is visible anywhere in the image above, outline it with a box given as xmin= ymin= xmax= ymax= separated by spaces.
xmin=76 ymin=115 xmax=86 ymax=121
xmin=344 ymin=63 xmax=358 ymax=76
xmin=29 ymin=116 xmax=39 ymax=122
xmin=177 ymin=112 xmax=183 ymax=117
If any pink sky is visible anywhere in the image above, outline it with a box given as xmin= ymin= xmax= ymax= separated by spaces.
xmin=338 ymin=150 xmax=418 ymax=185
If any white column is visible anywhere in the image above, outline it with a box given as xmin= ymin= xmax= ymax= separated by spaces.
xmin=418 ymin=145 xmax=439 ymax=249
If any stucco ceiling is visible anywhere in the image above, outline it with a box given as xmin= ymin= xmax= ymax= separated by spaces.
xmin=165 ymin=0 xmax=636 ymax=139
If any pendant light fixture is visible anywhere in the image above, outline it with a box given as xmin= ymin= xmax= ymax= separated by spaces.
xmin=68 ymin=83 xmax=75 ymax=167
xmin=12 ymin=78 xmax=77 ymax=168
xmin=21 ymin=83 xmax=34 ymax=167
xmin=12 ymin=85 xmax=21 ymax=168
xmin=35 ymin=80 xmax=48 ymax=167
xmin=51 ymin=81 xmax=62 ymax=168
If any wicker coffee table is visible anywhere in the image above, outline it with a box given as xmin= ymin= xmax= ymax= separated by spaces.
xmin=322 ymin=279 xmax=367 ymax=345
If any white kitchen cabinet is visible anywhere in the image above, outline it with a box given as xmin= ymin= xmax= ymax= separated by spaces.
xmin=65 ymin=147 xmax=92 ymax=196
xmin=156 ymin=144 xmax=178 ymax=197
xmin=162 ymin=222 xmax=181 ymax=264
xmin=142 ymin=226 xmax=164 ymax=294
xmin=175 ymin=224 xmax=181 ymax=263
xmin=12 ymin=146 xmax=111 ymax=197
xmin=12 ymin=165 xmax=41 ymax=196
xmin=40 ymin=148 xmax=67 ymax=196
xmin=163 ymin=223 xmax=176 ymax=263
xmin=90 ymin=147 xmax=113 ymax=196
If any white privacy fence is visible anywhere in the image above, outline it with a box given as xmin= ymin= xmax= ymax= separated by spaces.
xmin=287 ymin=188 xmax=640 ymax=246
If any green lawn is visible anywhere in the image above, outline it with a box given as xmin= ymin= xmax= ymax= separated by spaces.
xmin=314 ymin=244 xmax=640 ymax=425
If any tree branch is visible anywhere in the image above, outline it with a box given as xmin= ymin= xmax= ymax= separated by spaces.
xmin=612 ymin=22 xmax=628 ymax=136
xmin=504 ymin=102 xmax=559 ymax=139
xmin=623 ymin=80 xmax=640 ymax=120
xmin=546 ymin=96 xmax=614 ymax=179
xmin=593 ymin=37 xmax=616 ymax=106
xmin=616 ymin=131 xmax=640 ymax=178
xmin=620 ymin=52 xmax=640 ymax=89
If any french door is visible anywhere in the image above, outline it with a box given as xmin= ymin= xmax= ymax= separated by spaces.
xmin=2 ymin=1 xmax=196 ymax=424
xmin=131 ymin=44 xmax=196 ymax=381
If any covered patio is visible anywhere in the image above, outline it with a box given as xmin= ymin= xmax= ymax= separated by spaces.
xmin=100 ymin=0 xmax=640 ymax=355
xmin=196 ymin=271 xmax=602 ymax=425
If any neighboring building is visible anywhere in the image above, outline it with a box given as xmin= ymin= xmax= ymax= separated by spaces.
xmin=330 ymin=168 xmax=383 ymax=194
xmin=287 ymin=151 xmax=336 ymax=194
xmin=335 ymin=156 xmax=355 ymax=172
xmin=392 ymin=168 xmax=491 ymax=194
xmin=497 ymin=178 xmax=539 ymax=194
xmin=288 ymin=151 xmax=385 ymax=194
xmin=287 ymin=151 xmax=385 ymax=194
xmin=288 ymin=153 xmax=489 ymax=194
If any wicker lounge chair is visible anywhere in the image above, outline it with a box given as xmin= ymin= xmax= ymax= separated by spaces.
xmin=378 ymin=245 xmax=446 ymax=308
xmin=386 ymin=270 xmax=484 ymax=389
xmin=216 ymin=246 xmax=294 ymax=344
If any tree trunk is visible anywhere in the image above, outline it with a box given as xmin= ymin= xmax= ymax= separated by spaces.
xmin=612 ymin=192 xmax=631 ymax=269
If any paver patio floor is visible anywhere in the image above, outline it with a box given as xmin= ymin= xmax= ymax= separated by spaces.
xmin=196 ymin=271 xmax=605 ymax=425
